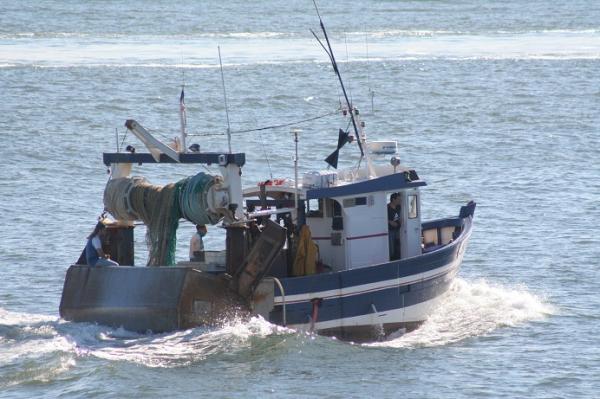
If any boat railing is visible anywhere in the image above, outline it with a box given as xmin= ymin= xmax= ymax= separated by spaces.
xmin=421 ymin=217 xmax=464 ymax=253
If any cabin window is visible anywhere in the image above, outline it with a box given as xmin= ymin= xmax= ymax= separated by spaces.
xmin=331 ymin=200 xmax=343 ymax=230
xmin=325 ymin=199 xmax=342 ymax=218
xmin=306 ymin=198 xmax=323 ymax=218
xmin=408 ymin=194 xmax=418 ymax=219
xmin=342 ymin=196 xmax=367 ymax=208
xmin=332 ymin=200 xmax=342 ymax=216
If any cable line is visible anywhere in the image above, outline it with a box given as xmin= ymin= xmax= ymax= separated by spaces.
xmin=186 ymin=109 xmax=339 ymax=137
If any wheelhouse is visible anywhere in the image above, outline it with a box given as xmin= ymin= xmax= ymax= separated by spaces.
xmin=243 ymin=165 xmax=427 ymax=275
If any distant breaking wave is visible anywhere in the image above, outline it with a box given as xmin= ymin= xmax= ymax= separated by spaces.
xmin=1 ymin=28 xmax=599 ymax=40
xmin=0 ymin=31 xmax=294 ymax=40
xmin=1 ymin=30 xmax=599 ymax=67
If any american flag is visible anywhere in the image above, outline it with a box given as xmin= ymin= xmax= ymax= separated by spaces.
xmin=179 ymin=87 xmax=187 ymax=130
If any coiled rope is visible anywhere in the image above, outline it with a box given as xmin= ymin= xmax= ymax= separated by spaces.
xmin=179 ymin=172 xmax=221 ymax=226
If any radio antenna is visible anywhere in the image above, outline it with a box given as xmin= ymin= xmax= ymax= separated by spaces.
xmin=218 ymin=46 xmax=232 ymax=153
xmin=365 ymin=30 xmax=374 ymax=113
xmin=310 ymin=0 xmax=364 ymax=157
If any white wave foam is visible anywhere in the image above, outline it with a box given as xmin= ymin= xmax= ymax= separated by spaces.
xmin=354 ymin=28 xmax=600 ymax=38
xmin=0 ymin=309 xmax=77 ymax=388
xmin=349 ymin=29 xmax=460 ymax=38
xmin=208 ymin=31 xmax=290 ymax=39
xmin=1 ymin=31 xmax=598 ymax=66
xmin=0 ymin=310 xmax=72 ymax=361
xmin=1 ymin=335 xmax=72 ymax=363
xmin=0 ymin=308 xmax=56 ymax=326
xmin=0 ymin=31 xmax=291 ymax=40
xmin=88 ymin=316 xmax=292 ymax=368
xmin=8 ymin=60 xmax=312 ymax=69
xmin=368 ymin=278 xmax=554 ymax=349
xmin=3 ymin=29 xmax=595 ymax=41
xmin=0 ymin=354 xmax=76 ymax=389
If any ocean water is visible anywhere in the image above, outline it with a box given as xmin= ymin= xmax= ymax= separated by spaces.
xmin=1 ymin=1 xmax=599 ymax=398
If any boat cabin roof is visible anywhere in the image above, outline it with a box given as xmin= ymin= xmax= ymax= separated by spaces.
xmin=306 ymin=171 xmax=425 ymax=200
xmin=242 ymin=165 xmax=425 ymax=200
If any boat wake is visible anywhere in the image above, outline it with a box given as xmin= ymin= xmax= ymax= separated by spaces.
xmin=0 ymin=309 xmax=75 ymax=389
xmin=83 ymin=316 xmax=293 ymax=368
xmin=0 ymin=278 xmax=553 ymax=382
xmin=0 ymin=307 xmax=294 ymax=382
xmin=367 ymin=278 xmax=555 ymax=349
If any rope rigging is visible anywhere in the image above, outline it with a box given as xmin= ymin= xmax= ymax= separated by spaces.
xmin=115 ymin=108 xmax=340 ymax=145
xmin=186 ymin=109 xmax=339 ymax=137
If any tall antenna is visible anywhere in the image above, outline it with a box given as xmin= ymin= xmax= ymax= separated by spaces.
xmin=365 ymin=29 xmax=374 ymax=113
xmin=218 ymin=46 xmax=232 ymax=153
xmin=179 ymin=55 xmax=187 ymax=152
xmin=181 ymin=53 xmax=185 ymax=85
xmin=179 ymin=84 xmax=187 ymax=152
xmin=259 ymin=133 xmax=274 ymax=180
xmin=310 ymin=0 xmax=364 ymax=158
xmin=292 ymin=128 xmax=302 ymax=215
xmin=344 ymin=32 xmax=353 ymax=106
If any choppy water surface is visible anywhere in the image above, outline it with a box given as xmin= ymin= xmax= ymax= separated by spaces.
xmin=1 ymin=1 xmax=599 ymax=398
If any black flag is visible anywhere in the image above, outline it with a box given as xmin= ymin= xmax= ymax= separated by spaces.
xmin=325 ymin=129 xmax=351 ymax=169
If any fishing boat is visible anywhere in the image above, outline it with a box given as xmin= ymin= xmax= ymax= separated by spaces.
xmin=59 ymin=10 xmax=476 ymax=342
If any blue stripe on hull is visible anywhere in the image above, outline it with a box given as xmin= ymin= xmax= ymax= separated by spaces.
xmin=269 ymin=265 xmax=456 ymax=325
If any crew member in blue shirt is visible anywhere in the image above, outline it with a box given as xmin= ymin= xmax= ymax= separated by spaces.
xmin=85 ymin=221 xmax=119 ymax=266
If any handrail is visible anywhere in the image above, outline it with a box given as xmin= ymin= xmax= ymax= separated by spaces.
xmin=272 ymin=277 xmax=286 ymax=326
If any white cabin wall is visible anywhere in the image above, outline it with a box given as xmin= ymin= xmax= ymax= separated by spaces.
xmin=342 ymin=192 xmax=388 ymax=268
xmin=306 ymin=212 xmax=346 ymax=271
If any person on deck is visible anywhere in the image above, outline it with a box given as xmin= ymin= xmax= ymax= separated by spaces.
xmin=388 ymin=193 xmax=402 ymax=260
xmin=190 ymin=224 xmax=207 ymax=262
xmin=85 ymin=221 xmax=119 ymax=267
